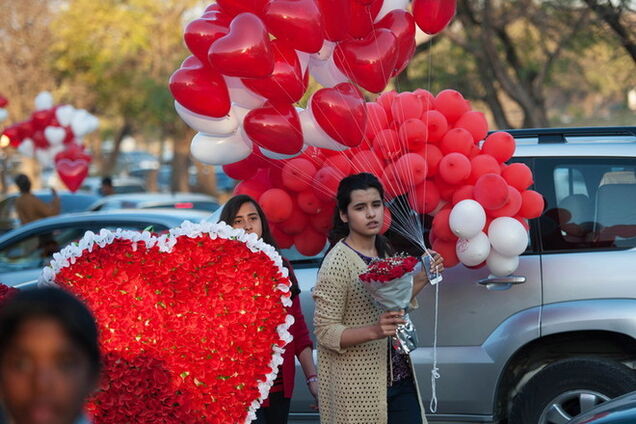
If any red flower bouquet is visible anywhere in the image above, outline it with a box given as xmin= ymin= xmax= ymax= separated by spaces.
xmin=360 ymin=256 xmax=419 ymax=283
xmin=0 ymin=283 xmax=18 ymax=308
xmin=38 ymin=222 xmax=294 ymax=424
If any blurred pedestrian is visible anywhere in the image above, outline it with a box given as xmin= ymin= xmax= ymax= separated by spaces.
xmin=0 ymin=287 xmax=101 ymax=424
xmin=14 ymin=174 xmax=60 ymax=225
xmin=99 ymin=177 xmax=114 ymax=196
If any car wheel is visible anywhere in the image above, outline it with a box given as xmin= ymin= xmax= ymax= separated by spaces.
xmin=510 ymin=358 xmax=636 ymax=424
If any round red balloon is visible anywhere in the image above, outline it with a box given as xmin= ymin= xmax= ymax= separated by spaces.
xmin=391 ymin=92 xmax=423 ymax=124
xmin=298 ymin=190 xmax=323 ymax=215
xmin=519 ymin=190 xmax=544 ymax=219
xmin=394 ymin=153 xmax=428 ymax=186
xmin=259 ymin=188 xmax=293 ymax=223
xmin=280 ymin=208 xmax=309 ymax=235
xmin=431 ymin=209 xmax=456 ymax=242
xmin=454 ymin=111 xmax=488 ymax=143
xmin=452 ymin=184 xmax=474 ymax=205
xmin=372 ymin=129 xmax=401 ymax=161
xmin=271 ymin=225 xmax=294 ymax=249
xmin=488 ymin=186 xmax=522 ymax=218
xmin=473 ymin=173 xmax=509 ymax=210
xmin=482 ymin=131 xmax=515 ymax=163
xmin=420 ymin=144 xmax=443 ymax=177
xmin=440 ymin=128 xmax=473 ymax=156
xmin=422 ymin=110 xmax=448 ymax=143
xmin=502 ymin=163 xmax=534 ymax=191
xmin=282 ymin=158 xmax=317 ymax=192
xmin=399 ymin=119 xmax=428 ymax=152
xmin=468 ymin=154 xmax=501 ymax=185
xmin=412 ymin=0 xmax=456 ymax=35
xmin=438 ymin=153 xmax=471 ymax=185
xmin=313 ymin=166 xmax=341 ymax=203
xmin=408 ymin=180 xmax=440 ymax=214
xmin=432 ymin=238 xmax=459 ymax=267
xmin=294 ymin=228 xmax=327 ymax=256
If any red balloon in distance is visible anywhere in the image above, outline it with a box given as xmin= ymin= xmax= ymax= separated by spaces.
xmin=408 ymin=180 xmax=441 ymax=214
xmin=222 ymin=153 xmax=260 ymax=180
xmin=414 ymin=88 xmax=435 ymax=111
xmin=271 ymin=225 xmax=294 ymax=249
xmin=311 ymin=205 xmax=334 ymax=233
xmin=452 ymin=185 xmax=474 ymax=205
xmin=216 ymin=0 xmax=269 ymax=16
xmin=350 ymin=150 xmax=384 ymax=179
xmin=184 ymin=16 xmax=230 ymax=63
xmin=241 ymin=39 xmax=306 ymax=103
xmin=422 ymin=110 xmax=448 ymax=143
xmin=399 ymin=119 xmax=429 ymax=152
xmin=488 ymin=186 xmax=522 ymax=218
xmin=372 ymin=129 xmax=401 ymax=161
xmin=474 ymin=173 xmax=509 ymax=210
xmin=31 ymin=110 xmax=54 ymax=131
xmin=391 ymin=92 xmax=423 ymax=124
xmin=259 ymin=188 xmax=293 ymax=223
xmin=380 ymin=165 xmax=403 ymax=200
xmin=468 ymin=154 xmax=501 ymax=185
xmin=438 ymin=153 xmax=471 ymax=185
xmin=294 ymin=227 xmax=327 ymax=256
xmin=502 ymin=162 xmax=534 ymax=191
xmin=432 ymin=209 xmax=456 ymax=242
xmin=208 ymin=13 xmax=274 ymax=78
xmin=377 ymin=91 xmax=397 ymax=118
xmin=412 ymin=0 xmax=457 ymax=35
xmin=394 ymin=153 xmax=428 ymax=186
xmin=315 ymin=0 xmax=350 ymax=42
xmin=333 ymin=28 xmax=398 ymax=93
xmin=234 ymin=176 xmax=271 ymax=200
xmin=31 ymin=131 xmax=48 ymax=149
xmin=244 ymin=102 xmax=303 ymax=155
xmin=300 ymin=146 xmax=325 ymax=168
xmin=311 ymin=83 xmax=367 ymax=147
xmin=280 ymin=208 xmax=309 ymax=235
xmin=169 ymin=65 xmax=231 ymax=118
xmin=440 ymin=128 xmax=473 ymax=156
xmin=2 ymin=127 xmax=21 ymax=147
xmin=455 ymin=111 xmax=488 ymax=143
xmin=432 ymin=238 xmax=459 ymax=267
xmin=434 ymin=89 xmax=470 ymax=124
xmin=381 ymin=207 xmax=392 ymax=234
xmin=313 ymin=166 xmax=341 ymax=202
xmin=282 ymin=158 xmax=317 ymax=192
xmin=482 ymin=131 xmax=515 ymax=163
xmin=16 ymin=121 xmax=35 ymax=140
xmin=268 ymin=163 xmax=285 ymax=188
xmin=519 ymin=190 xmax=544 ymax=219
xmin=264 ymin=0 xmax=324 ymax=53
xmin=297 ymin=190 xmax=323 ymax=215
xmin=434 ymin=174 xmax=458 ymax=201
xmin=324 ymin=155 xmax=352 ymax=177
xmin=420 ymin=144 xmax=443 ymax=177
xmin=468 ymin=144 xmax=481 ymax=159
xmin=366 ymin=102 xmax=389 ymax=133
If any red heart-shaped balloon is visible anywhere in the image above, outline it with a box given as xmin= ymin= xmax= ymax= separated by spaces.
xmin=242 ymin=40 xmax=307 ymax=103
xmin=31 ymin=130 xmax=49 ymax=149
xmin=334 ymin=28 xmax=398 ymax=93
xmin=169 ymin=62 xmax=231 ymax=118
xmin=208 ymin=13 xmax=274 ymax=78
xmin=244 ymin=102 xmax=303 ymax=155
xmin=311 ymin=83 xmax=367 ymax=147
xmin=375 ymin=10 xmax=416 ymax=77
xmin=264 ymin=0 xmax=325 ymax=53
xmin=412 ymin=0 xmax=457 ymax=35
xmin=348 ymin=0 xmax=383 ymax=38
xmin=184 ymin=14 xmax=230 ymax=63
xmin=216 ymin=0 xmax=269 ymax=17
xmin=1 ymin=126 xmax=21 ymax=147
xmin=16 ymin=120 xmax=35 ymax=140
xmin=31 ymin=109 xmax=54 ymax=131
xmin=315 ymin=0 xmax=350 ymax=41
xmin=55 ymin=145 xmax=91 ymax=192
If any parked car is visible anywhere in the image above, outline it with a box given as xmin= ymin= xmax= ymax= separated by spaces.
xmin=568 ymin=390 xmax=636 ymax=424
xmin=79 ymin=176 xmax=146 ymax=196
xmin=217 ymin=126 xmax=636 ymax=424
xmin=0 ymin=191 xmax=99 ymax=234
xmin=130 ymin=164 xmax=236 ymax=193
xmin=0 ymin=209 xmax=208 ymax=287
xmin=88 ymin=192 xmax=220 ymax=212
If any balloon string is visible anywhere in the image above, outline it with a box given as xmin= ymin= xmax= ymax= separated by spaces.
xmin=430 ymin=280 xmax=440 ymax=414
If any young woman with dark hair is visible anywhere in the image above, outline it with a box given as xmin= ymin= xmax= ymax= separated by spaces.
xmin=313 ymin=173 xmax=444 ymax=424
xmin=0 ymin=287 xmax=100 ymax=424
xmin=219 ymin=194 xmax=318 ymax=424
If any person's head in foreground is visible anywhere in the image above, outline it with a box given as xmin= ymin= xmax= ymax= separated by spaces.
xmin=0 ymin=288 xmax=100 ymax=424
xmin=219 ymin=194 xmax=277 ymax=248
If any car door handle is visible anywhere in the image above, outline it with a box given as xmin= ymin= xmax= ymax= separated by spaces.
xmin=477 ymin=276 xmax=526 ymax=291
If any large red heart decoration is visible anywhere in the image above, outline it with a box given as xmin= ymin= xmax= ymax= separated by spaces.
xmin=40 ymin=223 xmax=293 ymax=424
xmin=244 ymin=102 xmax=303 ymax=155
xmin=169 ymin=61 xmax=231 ymax=118
xmin=55 ymin=144 xmax=91 ymax=192
xmin=310 ymin=83 xmax=367 ymax=147
xmin=208 ymin=13 xmax=275 ymax=79
xmin=334 ymin=28 xmax=398 ymax=93
xmin=264 ymin=0 xmax=325 ymax=53
xmin=242 ymin=40 xmax=307 ymax=103
xmin=183 ymin=14 xmax=230 ymax=63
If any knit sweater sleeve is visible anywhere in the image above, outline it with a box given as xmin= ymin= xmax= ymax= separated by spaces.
xmin=313 ymin=247 xmax=350 ymax=354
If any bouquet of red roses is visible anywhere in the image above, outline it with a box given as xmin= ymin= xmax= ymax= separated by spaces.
xmin=360 ymin=256 xmax=420 ymax=284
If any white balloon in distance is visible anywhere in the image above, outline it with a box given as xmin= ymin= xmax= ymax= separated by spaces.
xmin=486 ymin=250 xmax=520 ymax=277
xmin=0 ymin=108 xmax=8 ymax=123
xmin=84 ymin=115 xmax=99 ymax=133
xmin=309 ymin=56 xmax=348 ymax=88
xmin=488 ymin=217 xmax=529 ymax=257
xmin=70 ymin=109 xmax=90 ymax=136
xmin=224 ymin=76 xmax=266 ymax=109
xmin=44 ymin=126 xmax=66 ymax=146
xmin=34 ymin=91 xmax=54 ymax=111
xmin=35 ymin=149 xmax=53 ymax=168
xmin=456 ymin=232 xmax=491 ymax=267
xmin=55 ymin=105 xmax=75 ymax=127
xmin=190 ymin=128 xmax=253 ymax=165
xmin=175 ymin=101 xmax=238 ymax=136
xmin=18 ymin=139 xmax=35 ymax=157
xmin=374 ymin=0 xmax=410 ymax=22
xmin=450 ymin=199 xmax=486 ymax=239
xmin=299 ymin=108 xmax=348 ymax=151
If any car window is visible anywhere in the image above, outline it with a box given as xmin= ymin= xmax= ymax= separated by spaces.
xmin=536 ymin=158 xmax=636 ymax=252
xmin=143 ymin=201 xmax=220 ymax=212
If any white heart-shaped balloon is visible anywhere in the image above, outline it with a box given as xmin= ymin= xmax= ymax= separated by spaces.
xmin=18 ymin=139 xmax=35 ymax=157
xmin=224 ymin=76 xmax=267 ymax=109
xmin=35 ymin=149 xmax=54 ymax=168
xmin=308 ymin=56 xmax=348 ymax=88
xmin=175 ymin=101 xmax=239 ymax=136
xmin=190 ymin=128 xmax=253 ymax=165
xmin=313 ymin=40 xmax=336 ymax=62
xmin=44 ymin=126 xmax=66 ymax=146
xmin=70 ymin=109 xmax=91 ymax=136
xmin=0 ymin=108 xmax=8 ymax=123
xmin=34 ymin=91 xmax=54 ymax=111
xmin=55 ymin=105 xmax=75 ymax=127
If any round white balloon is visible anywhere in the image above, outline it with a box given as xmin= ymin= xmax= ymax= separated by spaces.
xmin=34 ymin=91 xmax=54 ymax=111
xmin=456 ymin=232 xmax=491 ymax=267
xmin=374 ymin=0 xmax=410 ymax=22
xmin=190 ymin=129 xmax=252 ymax=165
xmin=0 ymin=108 xmax=8 ymax=123
xmin=224 ymin=76 xmax=266 ymax=109
xmin=450 ymin=199 xmax=486 ymax=239
xmin=55 ymin=105 xmax=75 ymax=127
xmin=175 ymin=101 xmax=238 ymax=136
xmin=488 ymin=217 xmax=529 ymax=257
xmin=299 ymin=108 xmax=348 ymax=151
xmin=309 ymin=56 xmax=348 ymax=88
xmin=44 ymin=126 xmax=66 ymax=146
xmin=486 ymin=250 xmax=520 ymax=277
xmin=18 ymin=139 xmax=35 ymax=157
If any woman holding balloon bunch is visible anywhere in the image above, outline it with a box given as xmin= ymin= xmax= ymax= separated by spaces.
xmin=313 ymin=173 xmax=444 ymax=424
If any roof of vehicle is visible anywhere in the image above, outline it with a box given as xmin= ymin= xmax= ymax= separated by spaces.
xmin=1 ymin=190 xmax=100 ymax=201
xmin=92 ymin=192 xmax=218 ymax=202
xmin=80 ymin=176 xmax=146 ymax=188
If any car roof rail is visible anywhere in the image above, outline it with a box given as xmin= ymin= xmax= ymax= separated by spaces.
xmin=490 ymin=126 xmax=636 ymax=144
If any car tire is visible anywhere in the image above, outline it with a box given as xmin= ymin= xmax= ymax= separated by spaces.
xmin=509 ymin=357 xmax=636 ymax=424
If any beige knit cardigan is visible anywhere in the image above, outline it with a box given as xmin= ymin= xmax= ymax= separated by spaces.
xmin=313 ymin=241 xmax=427 ymax=424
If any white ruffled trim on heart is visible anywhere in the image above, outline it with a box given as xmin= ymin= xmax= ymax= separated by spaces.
xmin=37 ymin=220 xmax=295 ymax=422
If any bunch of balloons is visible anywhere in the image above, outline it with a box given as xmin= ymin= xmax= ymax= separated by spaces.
xmin=169 ymin=0 xmax=456 ymax=165
xmin=1 ymin=91 xmax=99 ymax=169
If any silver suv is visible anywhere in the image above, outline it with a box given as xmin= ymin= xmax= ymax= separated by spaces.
xmin=288 ymin=126 xmax=636 ymax=424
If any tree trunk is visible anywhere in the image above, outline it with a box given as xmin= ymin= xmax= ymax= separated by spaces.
xmin=103 ymin=121 xmax=132 ymax=176
xmin=171 ymin=135 xmax=190 ymax=193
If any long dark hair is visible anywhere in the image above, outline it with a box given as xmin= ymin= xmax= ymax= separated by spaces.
xmin=218 ymin=194 xmax=300 ymax=297
xmin=328 ymin=173 xmax=394 ymax=258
